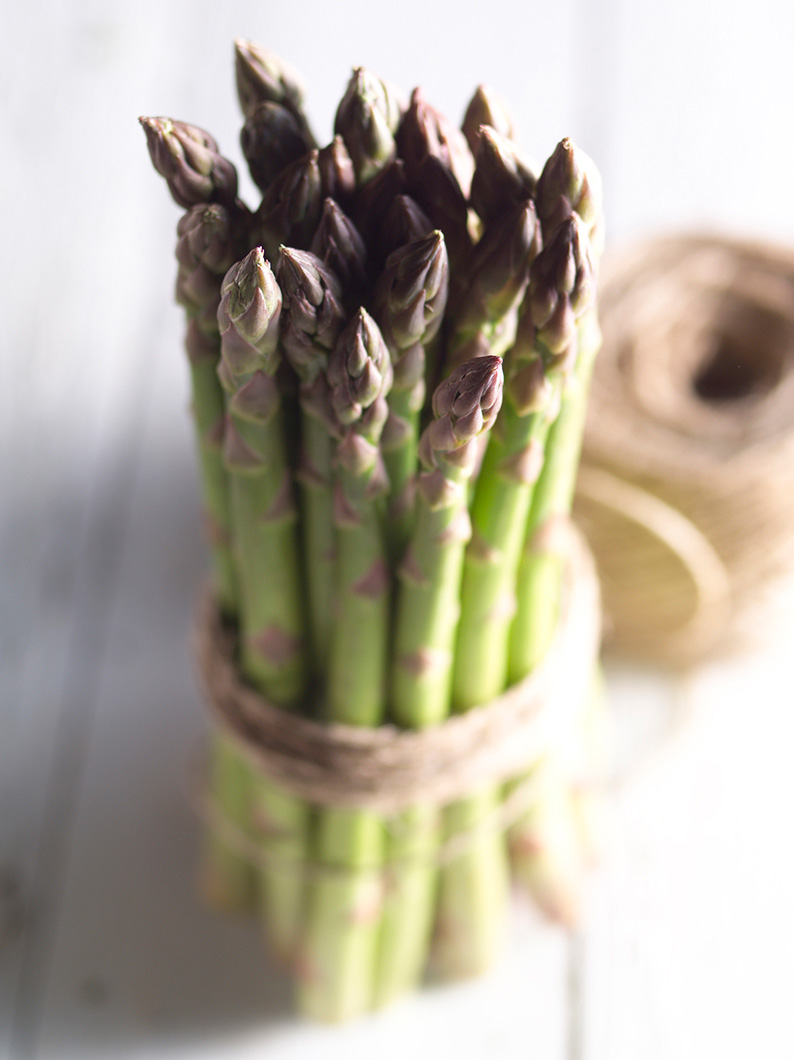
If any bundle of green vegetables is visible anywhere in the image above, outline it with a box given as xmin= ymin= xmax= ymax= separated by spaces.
xmin=141 ymin=39 xmax=607 ymax=1022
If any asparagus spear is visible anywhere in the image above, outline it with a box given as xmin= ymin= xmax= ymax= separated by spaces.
xmin=176 ymin=210 xmax=263 ymax=912
xmin=535 ymin=137 xmax=602 ymax=236
xmin=241 ymin=101 xmax=314 ymax=193
xmin=502 ymin=663 xmax=608 ymax=926
xmin=376 ymin=356 xmax=504 ymax=1006
xmin=334 ymin=67 xmax=404 ymax=184
xmin=534 ymin=136 xmax=605 ymax=259
xmin=298 ymin=309 xmax=393 ymax=1023
xmin=380 ymin=194 xmax=434 ymax=261
xmin=253 ymin=140 xmax=355 ymax=259
xmin=352 ymin=158 xmax=408 ymax=248
xmin=139 ymin=116 xmax=239 ymax=211
xmin=277 ymin=247 xmax=347 ymax=674
xmin=509 ymin=759 xmax=586 ymax=925
xmin=398 ymin=86 xmax=475 ymax=199
xmin=373 ymin=230 xmax=449 ymax=558
xmin=508 ymin=142 xmax=602 ymax=680
xmin=309 ymin=198 xmax=369 ymax=306
xmin=405 ymin=145 xmax=473 ymax=281
xmin=504 ymin=179 xmax=601 ymax=913
xmin=174 ymin=206 xmax=238 ymax=610
xmin=324 ymin=308 xmax=393 ymax=723
xmin=510 ymin=667 xmax=609 ymax=923
xmin=217 ymin=248 xmax=310 ymax=962
xmin=234 ymin=38 xmax=316 ymax=145
xmin=435 ymin=216 xmax=592 ymax=979
xmin=141 ymin=113 xmax=259 ymax=910
xmin=252 ymin=149 xmax=323 ymax=260
xmin=446 ymin=199 xmax=542 ymax=370
xmin=317 ymin=136 xmax=357 ymax=212
xmin=461 ymin=84 xmax=516 ymax=154
xmin=393 ymin=354 xmax=504 ymax=723
xmin=469 ymin=125 xmax=536 ymax=227
xmin=453 ymin=215 xmax=592 ymax=707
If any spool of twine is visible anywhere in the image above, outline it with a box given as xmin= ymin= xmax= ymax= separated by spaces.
xmin=194 ymin=527 xmax=600 ymax=817
xmin=574 ymin=233 xmax=794 ymax=666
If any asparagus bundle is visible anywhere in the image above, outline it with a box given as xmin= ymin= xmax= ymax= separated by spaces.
xmin=141 ymin=41 xmax=605 ymax=1022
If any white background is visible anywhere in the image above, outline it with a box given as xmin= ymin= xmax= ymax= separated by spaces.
xmin=3 ymin=2 xmax=794 ymax=1057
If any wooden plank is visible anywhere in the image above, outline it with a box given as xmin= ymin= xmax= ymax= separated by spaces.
xmin=0 ymin=3 xmax=186 ymax=1055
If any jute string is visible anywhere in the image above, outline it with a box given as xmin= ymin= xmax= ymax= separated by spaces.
xmin=191 ymin=759 xmax=548 ymax=876
xmin=193 ymin=526 xmax=601 ymax=820
xmin=573 ymin=233 xmax=794 ymax=666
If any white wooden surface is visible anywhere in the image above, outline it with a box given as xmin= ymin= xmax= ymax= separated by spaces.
xmin=3 ymin=2 xmax=794 ymax=1057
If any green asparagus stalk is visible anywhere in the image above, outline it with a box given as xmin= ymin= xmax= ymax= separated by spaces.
xmin=176 ymin=210 xmax=258 ymax=912
xmin=253 ymin=139 xmax=356 ymax=261
xmin=534 ymin=137 xmax=603 ymax=251
xmin=298 ymin=309 xmax=393 ymax=1023
xmin=435 ymin=216 xmax=591 ymax=978
xmin=234 ymin=38 xmax=316 ymax=145
xmin=507 ymin=668 xmax=608 ymax=923
xmin=454 ymin=215 xmax=593 ymax=712
xmin=380 ymin=194 xmax=434 ymax=261
xmin=352 ymin=157 xmax=408 ymax=249
xmin=140 ymin=115 xmax=259 ymax=911
xmin=376 ymin=356 xmax=504 ymax=1007
xmin=508 ymin=141 xmax=603 ymax=681
xmin=334 ymin=68 xmax=405 ymax=184
xmin=185 ymin=318 xmax=256 ymax=913
xmin=506 ymin=308 xmax=600 ymax=676
xmin=317 ymin=136 xmax=357 ymax=212
xmin=432 ymin=342 xmax=549 ymax=977
xmin=508 ymin=759 xmax=586 ymax=925
xmin=373 ymin=230 xmax=449 ymax=558
xmin=325 ymin=307 xmax=393 ymax=719
xmin=252 ymin=149 xmax=323 ymax=260
xmin=446 ymin=198 xmax=542 ymax=370
xmin=398 ymin=86 xmax=475 ymax=199
xmin=504 ymin=146 xmax=602 ymax=906
xmin=174 ymin=206 xmax=238 ymax=610
xmin=309 ymin=198 xmax=369 ymax=306
xmin=139 ymin=116 xmax=240 ymax=212
xmin=217 ymin=248 xmax=310 ymax=963
xmin=396 ymin=87 xmax=482 ymax=287
xmin=392 ymin=354 xmax=505 ymax=723
xmin=139 ymin=115 xmax=253 ymax=266
xmin=461 ymin=84 xmax=516 ymax=153
xmin=277 ymin=247 xmax=347 ymax=675
xmin=469 ymin=125 xmax=536 ymax=227
xmin=405 ymin=147 xmax=473 ymax=282
xmin=241 ymin=101 xmax=315 ymax=193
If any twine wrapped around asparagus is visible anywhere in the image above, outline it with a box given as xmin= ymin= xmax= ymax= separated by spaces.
xmin=140 ymin=40 xmax=608 ymax=1022
xmin=195 ymin=518 xmax=599 ymax=811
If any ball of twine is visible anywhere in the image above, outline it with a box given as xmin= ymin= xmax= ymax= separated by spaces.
xmin=574 ymin=233 xmax=794 ymax=666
